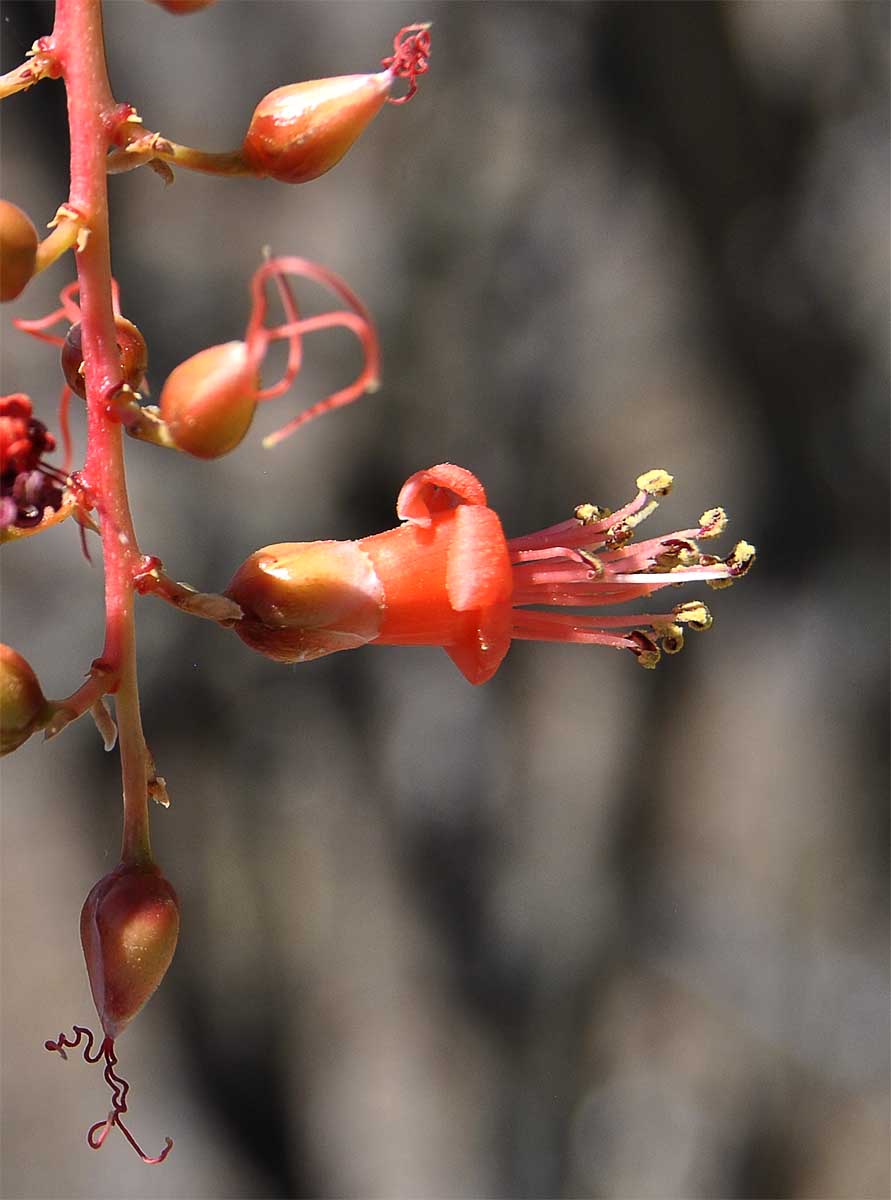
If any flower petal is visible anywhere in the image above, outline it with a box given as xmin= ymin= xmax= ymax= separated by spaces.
xmin=396 ymin=463 xmax=488 ymax=526
xmin=445 ymin=504 xmax=512 ymax=612
xmin=444 ymin=605 xmax=512 ymax=685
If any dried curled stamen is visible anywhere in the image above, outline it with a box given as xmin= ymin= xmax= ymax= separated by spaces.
xmin=381 ymin=23 xmax=432 ymax=103
xmin=246 ymin=256 xmax=381 ymax=448
xmin=45 ymin=1026 xmax=173 ymax=1164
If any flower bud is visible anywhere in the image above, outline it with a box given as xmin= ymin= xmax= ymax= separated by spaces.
xmin=0 ymin=201 xmax=38 ymax=303
xmin=80 ymin=861 xmax=180 ymax=1042
xmin=0 ymin=644 xmax=49 ymax=755
xmin=160 ymin=341 xmax=259 ymax=458
xmin=242 ymin=71 xmax=394 ymax=185
xmin=61 ymin=316 xmax=148 ymax=399
xmin=226 ymin=540 xmax=385 ymax=662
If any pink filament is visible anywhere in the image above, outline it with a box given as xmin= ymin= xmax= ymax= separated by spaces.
xmin=243 ymin=256 xmax=380 ymax=447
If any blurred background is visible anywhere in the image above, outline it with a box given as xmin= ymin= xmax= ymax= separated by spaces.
xmin=1 ymin=2 xmax=888 ymax=1197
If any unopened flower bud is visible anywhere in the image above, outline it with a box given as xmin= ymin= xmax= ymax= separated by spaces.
xmin=61 ymin=316 xmax=148 ymax=399
xmin=242 ymin=72 xmax=393 ymax=186
xmin=0 ymin=644 xmax=49 ymax=754
xmin=241 ymin=24 xmax=430 ymax=185
xmin=160 ymin=341 xmax=259 ymax=458
xmin=0 ymin=201 xmax=38 ymax=303
xmin=80 ymin=861 xmax=180 ymax=1042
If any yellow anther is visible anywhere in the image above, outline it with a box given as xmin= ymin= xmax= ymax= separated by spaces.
xmin=699 ymin=507 xmax=727 ymax=538
xmin=673 ymin=601 xmax=712 ymax=631
xmin=629 ymin=630 xmax=661 ymax=668
xmin=574 ymin=502 xmax=611 ymax=525
xmin=605 ymin=520 xmax=634 ymax=550
xmin=656 ymin=622 xmax=685 ymax=654
xmin=655 ymin=540 xmax=700 ymax=570
xmin=636 ymin=469 xmax=673 ymax=497
xmin=727 ymin=540 xmax=756 ymax=576
xmin=634 ymin=646 xmax=661 ymax=669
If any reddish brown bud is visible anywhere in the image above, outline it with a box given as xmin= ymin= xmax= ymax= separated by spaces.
xmin=0 ymin=201 xmax=38 ymax=303
xmin=80 ymin=861 xmax=180 ymax=1042
xmin=242 ymin=72 xmax=392 ymax=185
xmin=61 ymin=316 xmax=148 ymax=399
xmin=160 ymin=340 xmax=259 ymax=458
xmin=0 ymin=643 xmax=49 ymax=755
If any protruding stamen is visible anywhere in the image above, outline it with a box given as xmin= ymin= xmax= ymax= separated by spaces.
xmin=604 ymin=521 xmax=634 ymax=550
xmin=673 ymin=600 xmax=713 ymax=631
xmin=636 ymin=468 xmax=673 ymax=497
xmin=574 ymin=502 xmax=611 ymax=525
xmin=654 ymin=621 xmax=685 ymax=654
xmin=708 ymin=540 xmax=756 ymax=588
xmin=698 ymin=507 xmax=727 ymax=538
xmin=628 ymin=630 xmax=661 ymax=669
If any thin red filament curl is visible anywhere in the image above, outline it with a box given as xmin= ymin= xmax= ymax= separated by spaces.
xmin=381 ymin=23 xmax=432 ymax=104
xmin=45 ymin=1026 xmax=173 ymax=1164
xmin=245 ymin=255 xmax=381 ymax=448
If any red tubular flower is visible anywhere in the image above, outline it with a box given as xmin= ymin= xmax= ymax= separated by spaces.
xmin=228 ymin=464 xmax=755 ymax=683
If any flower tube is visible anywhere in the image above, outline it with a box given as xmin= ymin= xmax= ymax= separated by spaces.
xmin=227 ymin=463 xmax=755 ymax=683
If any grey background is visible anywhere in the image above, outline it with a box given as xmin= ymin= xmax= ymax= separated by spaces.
xmin=1 ymin=2 xmax=888 ymax=1197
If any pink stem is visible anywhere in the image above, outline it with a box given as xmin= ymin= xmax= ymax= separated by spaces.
xmin=52 ymin=0 xmax=151 ymax=866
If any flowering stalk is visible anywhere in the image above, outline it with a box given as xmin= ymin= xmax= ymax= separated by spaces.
xmin=2 ymin=1 xmax=435 ymax=1162
xmin=51 ymin=0 xmax=153 ymax=867
xmin=0 ymin=0 xmax=183 ymax=1164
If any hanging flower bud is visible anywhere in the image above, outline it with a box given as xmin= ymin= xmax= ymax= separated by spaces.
xmin=45 ymin=860 xmax=178 ymax=1164
xmin=0 ymin=200 xmax=38 ymax=303
xmin=159 ymin=340 xmax=259 ymax=458
xmin=0 ymin=643 xmax=50 ymax=754
xmin=241 ymin=24 xmax=431 ymax=185
xmin=61 ymin=316 xmax=148 ymax=399
xmin=80 ymin=860 xmax=180 ymax=1042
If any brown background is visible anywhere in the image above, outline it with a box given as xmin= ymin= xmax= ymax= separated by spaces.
xmin=2 ymin=2 xmax=888 ymax=1197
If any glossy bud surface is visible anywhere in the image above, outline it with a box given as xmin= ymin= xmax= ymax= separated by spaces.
xmin=0 ymin=643 xmax=48 ymax=755
xmin=80 ymin=861 xmax=180 ymax=1041
xmin=61 ymin=316 xmax=148 ymax=399
xmin=160 ymin=341 xmax=258 ymax=458
xmin=227 ymin=540 xmax=385 ymax=662
xmin=242 ymin=72 xmax=391 ymax=185
xmin=0 ymin=201 xmax=38 ymax=303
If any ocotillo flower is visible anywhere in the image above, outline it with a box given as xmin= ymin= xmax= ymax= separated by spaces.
xmin=227 ymin=463 xmax=755 ymax=683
